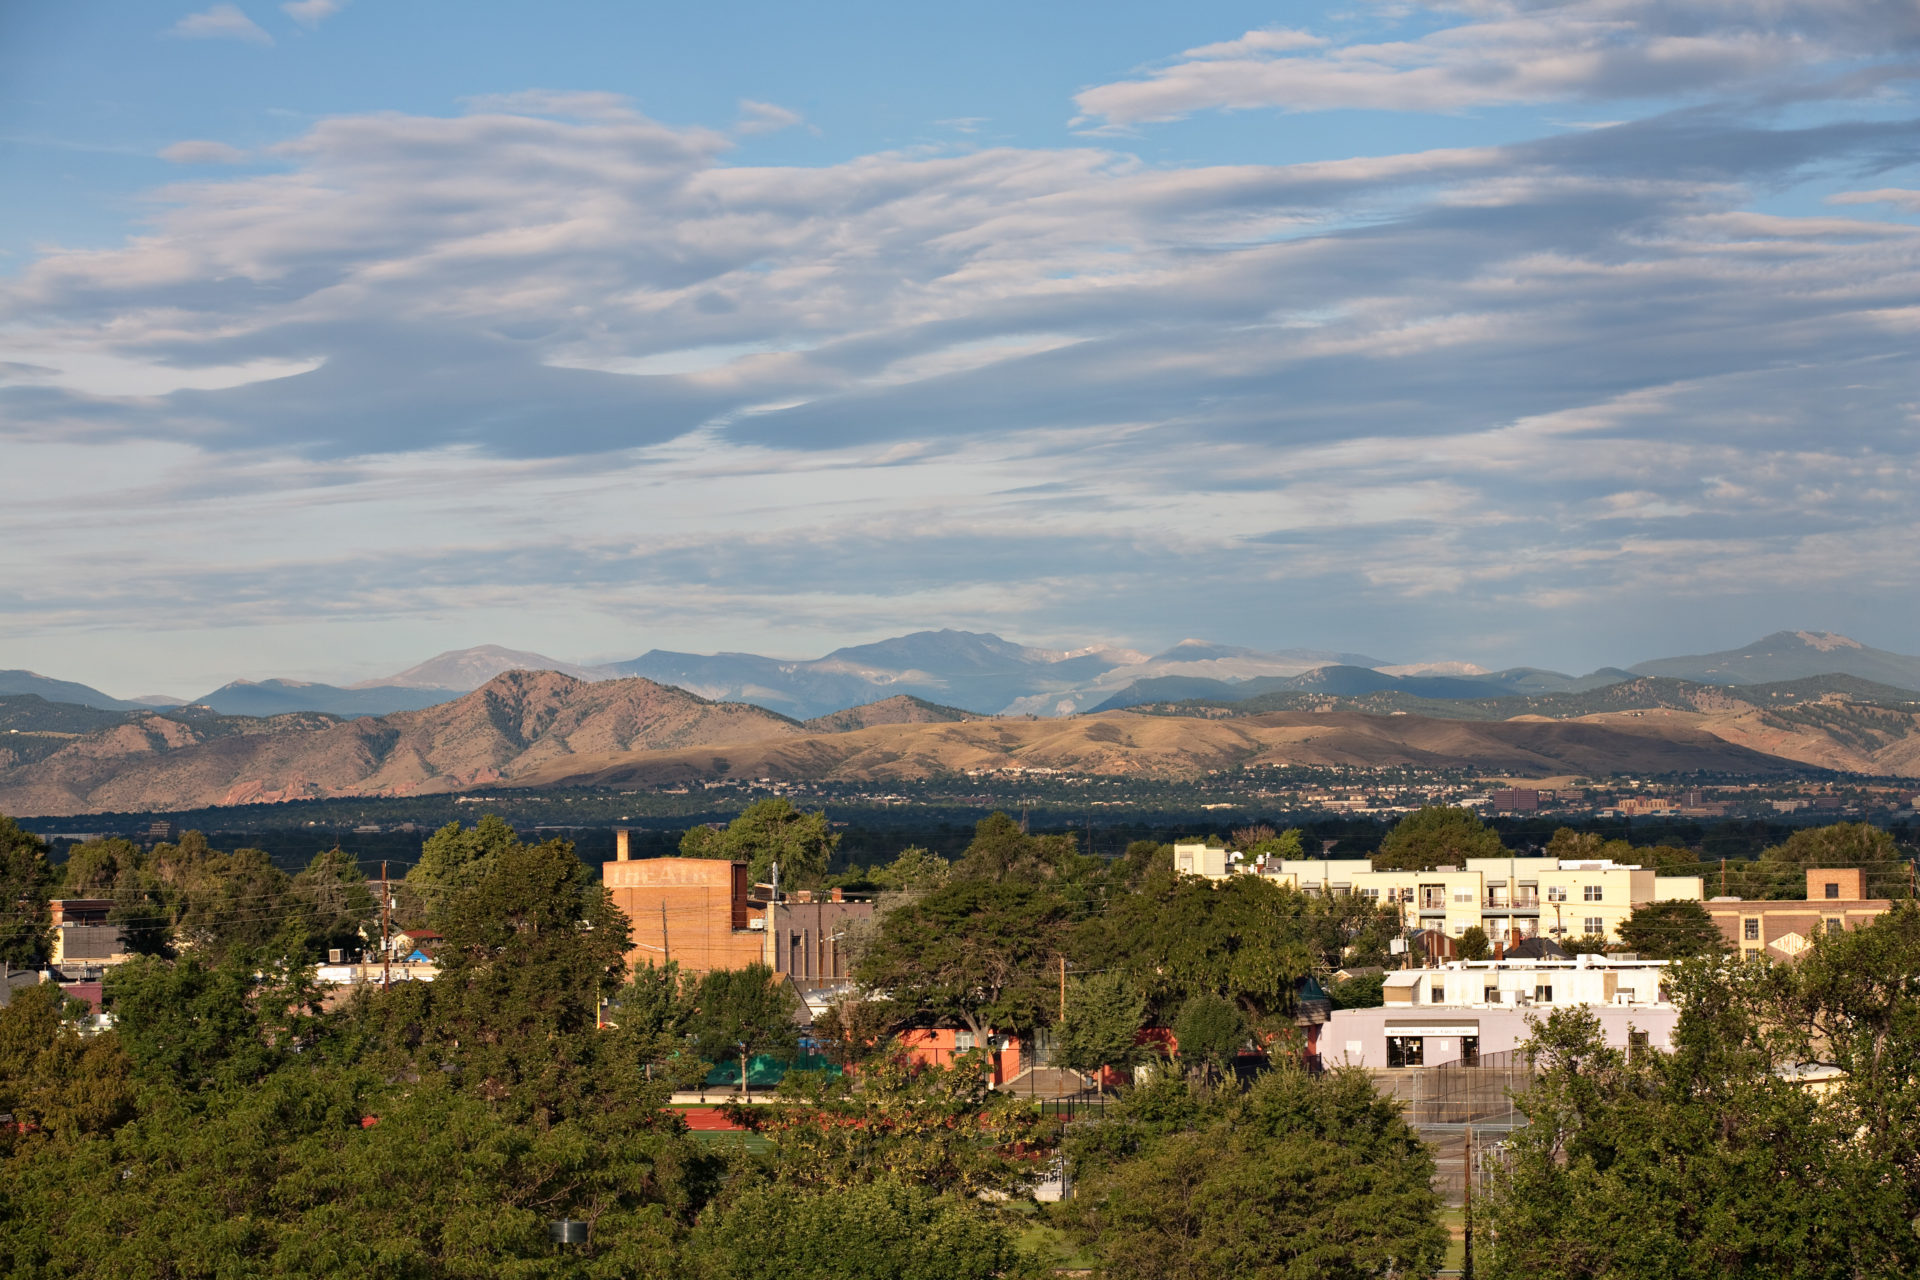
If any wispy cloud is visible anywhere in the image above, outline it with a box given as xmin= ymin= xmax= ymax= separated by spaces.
xmin=159 ymin=139 xmax=251 ymax=164
xmin=281 ymin=0 xmax=343 ymax=28
xmin=1073 ymin=0 xmax=1920 ymax=125
xmin=169 ymin=4 xmax=274 ymax=45
xmin=735 ymin=99 xmax=804 ymax=135
xmin=1829 ymin=187 xmax=1920 ymax=211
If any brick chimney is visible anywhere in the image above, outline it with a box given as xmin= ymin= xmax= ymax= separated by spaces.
xmin=614 ymin=827 xmax=631 ymax=862
xmin=1807 ymin=867 xmax=1865 ymax=901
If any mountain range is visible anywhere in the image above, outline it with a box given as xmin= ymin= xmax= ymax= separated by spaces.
xmin=9 ymin=628 xmax=1920 ymax=728
xmin=0 ymin=668 xmax=1830 ymax=818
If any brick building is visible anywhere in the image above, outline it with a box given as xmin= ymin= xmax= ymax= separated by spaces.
xmin=600 ymin=829 xmax=873 ymax=980
xmin=1704 ymin=868 xmax=1891 ymax=960
xmin=602 ymin=847 xmax=766 ymax=977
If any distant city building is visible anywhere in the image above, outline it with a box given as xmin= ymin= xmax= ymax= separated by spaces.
xmin=1178 ymin=845 xmax=1705 ymax=945
xmin=1704 ymin=868 xmax=1892 ymax=960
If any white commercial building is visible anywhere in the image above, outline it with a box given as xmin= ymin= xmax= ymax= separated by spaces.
xmin=1326 ymin=955 xmax=1678 ymax=1068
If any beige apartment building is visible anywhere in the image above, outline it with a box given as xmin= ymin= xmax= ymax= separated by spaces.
xmin=1176 ymin=844 xmax=1704 ymax=944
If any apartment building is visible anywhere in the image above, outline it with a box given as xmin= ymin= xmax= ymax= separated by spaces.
xmin=1185 ymin=844 xmax=1704 ymax=944
xmin=1329 ymin=955 xmax=1678 ymax=1068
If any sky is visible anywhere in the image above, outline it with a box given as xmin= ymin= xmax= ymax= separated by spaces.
xmin=2 ymin=0 xmax=1919 ymax=697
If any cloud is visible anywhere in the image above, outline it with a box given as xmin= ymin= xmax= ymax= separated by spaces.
xmin=5 ymin=91 xmax=1920 ymax=674
xmin=1829 ymin=187 xmax=1920 ymax=211
xmin=1073 ymin=0 xmax=1920 ymax=125
xmin=168 ymin=4 xmax=274 ymax=45
xmin=159 ymin=139 xmax=251 ymax=164
xmin=735 ymin=99 xmax=804 ymax=134
xmin=281 ymin=0 xmax=342 ymax=27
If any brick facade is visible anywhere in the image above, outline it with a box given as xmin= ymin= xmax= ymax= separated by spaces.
xmin=1704 ymin=868 xmax=1891 ymax=960
xmin=601 ymin=855 xmax=767 ymax=977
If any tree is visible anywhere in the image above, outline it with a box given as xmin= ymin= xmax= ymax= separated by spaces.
xmin=752 ymin=1051 xmax=1057 ymax=1198
xmin=1084 ymin=870 xmax=1315 ymax=1024
xmin=288 ymin=847 xmax=376 ymax=961
xmin=1374 ymin=806 xmax=1506 ymax=871
xmin=680 ymin=799 xmax=839 ymax=887
xmin=1481 ymin=943 xmax=1920 ymax=1280
xmin=1327 ymin=972 xmax=1386 ymax=1009
xmin=870 ymin=845 xmax=951 ymax=893
xmin=0 ymin=815 xmax=53 ymax=967
xmin=955 ymin=811 xmax=1083 ymax=882
xmin=691 ymin=963 xmax=801 ymax=1098
xmin=406 ymin=814 xmax=522 ymax=924
xmin=1171 ymin=994 xmax=1247 ymax=1085
xmin=1457 ymin=924 xmax=1492 ymax=961
xmin=1053 ymin=971 xmax=1148 ymax=1091
xmin=1064 ymin=1067 xmax=1447 ymax=1280
xmin=1617 ymin=899 xmax=1729 ymax=959
xmin=855 ymin=877 xmax=1069 ymax=1043
xmin=1232 ymin=824 xmax=1305 ymax=860
xmin=1759 ymin=822 xmax=1906 ymax=898
xmin=689 ymin=1178 xmax=1028 ymax=1280
xmin=104 ymin=952 xmax=281 ymax=1093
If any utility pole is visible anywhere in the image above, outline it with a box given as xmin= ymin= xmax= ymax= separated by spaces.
xmin=1059 ymin=956 xmax=1067 ymax=1025
xmin=660 ymin=901 xmax=671 ymax=965
xmin=380 ymin=861 xmax=391 ymax=991
xmin=1720 ymin=857 xmax=1727 ymax=896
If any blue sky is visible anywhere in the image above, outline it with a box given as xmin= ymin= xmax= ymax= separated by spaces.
xmin=3 ymin=0 xmax=1919 ymax=695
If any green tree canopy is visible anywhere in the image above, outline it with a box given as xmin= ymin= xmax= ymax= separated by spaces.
xmin=1171 ymin=993 xmax=1248 ymax=1083
xmin=1064 ymin=1067 xmax=1446 ymax=1280
xmin=679 ymin=799 xmax=839 ymax=888
xmin=689 ymin=1178 xmax=1027 ymax=1280
xmin=1617 ymin=899 xmax=1729 ymax=959
xmin=690 ymin=963 xmax=801 ymax=1097
xmin=1482 ymin=923 xmax=1920 ymax=1279
xmin=1082 ymin=870 xmax=1315 ymax=1023
xmin=855 ymin=876 xmax=1069 ymax=1040
xmin=0 ymin=815 xmax=53 ymax=967
xmin=1053 ymin=970 xmax=1149 ymax=1088
xmin=1457 ymin=924 xmax=1492 ymax=961
xmin=406 ymin=814 xmax=523 ymax=924
xmin=1374 ymin=805 xmax=1506 ymax=871
xmin=288 ymin=847 xmax=376 ymax=961
xmin=955 ymin=811 xmax=1085 ymax=882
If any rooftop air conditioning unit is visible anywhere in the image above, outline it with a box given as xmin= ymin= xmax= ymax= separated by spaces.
xmin=328 ymin=949 xmax=345 ymax=964
xmin=747 ymin=918 xmax=765 ymax=930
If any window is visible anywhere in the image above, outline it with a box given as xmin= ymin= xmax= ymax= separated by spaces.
xmin=1547 ymin=886 xmax=1568 ymax=902
xmin=1430 ymin=983 xmax=1444 ymax=1004
xmin=1361 ymin=887 xmax=1380 ymax=900
xmin=1534 ymin=984 xmax=1553 ymax=1002
xmin=1824 ymin=918 xmax=1844 ymax=936
xmin=1387 ymin=1036 xmax=1424 ymax=1068
xmin=1743 ymin=918 xmax=1760 ymax=941
xmin=1584 ymin=917 xmax=1604 ymax=936
xmin=954 ymin=1031 xmax=975 ymax=1051
xmin=1628 ymin=1029 xmax=1650 ymax=1058
xmin=1583 ymin=884 xmax=1604 ymax=902
xmin=1454 ymin=889 xmax=1476 ymax=902
xmin=1824 ymin=882 xmax=1840 ymax=900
